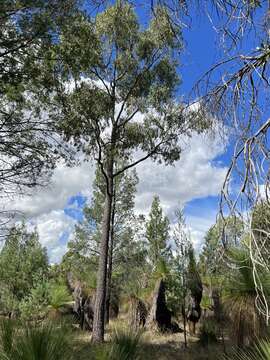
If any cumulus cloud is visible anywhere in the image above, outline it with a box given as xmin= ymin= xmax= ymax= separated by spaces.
xmin=186 ymin=213 xmax=218 ymax=252
xmin=28 ymin=209 xmax=76 ymax=263
xmin=5 ymin=129 xmax=227 ymax=262
xmin=8 ymin=161 xmax=95 ymax=218
xmin=135 ymin=132 xmax=227 ymax=217
xmin=7 ymin=160 xmax=95 ymax=263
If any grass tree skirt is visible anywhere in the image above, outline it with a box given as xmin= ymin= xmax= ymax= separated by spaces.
xmin=128 ymin=296 xmax=148 ymax=331
xmin=109 ymin=300 xmax=119 ymax=319
xmin=186 ymin=288 xmax=203 ymax=335
xmin=145 ymin=278 xmax=172 ymax=332
xmin=82 ymin=294 xmax=96 ymax=331
xmin=67 ymin=272 xmax=95 ymax=331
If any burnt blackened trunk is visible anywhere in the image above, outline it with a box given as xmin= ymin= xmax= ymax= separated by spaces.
xmin=146 ymin=278 xmax=172 ymax=332
xmin=92 ymin=162 xmax=113 ymax=343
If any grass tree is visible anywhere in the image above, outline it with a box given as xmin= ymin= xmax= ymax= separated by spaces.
xmin=48 ymin=284 xmax=72 ymax=319
xmin=51 ymin=1 xmax=206 ymax=342
xmin=224 ymin=247 xmax=270 ymax=347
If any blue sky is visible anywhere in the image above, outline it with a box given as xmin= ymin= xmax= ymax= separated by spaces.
xmin=12 ymin=1 xmax=263 ymax=262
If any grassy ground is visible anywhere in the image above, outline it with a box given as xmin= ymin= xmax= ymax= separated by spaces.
xmin=71 ymin=319 xmax=228 ymax=360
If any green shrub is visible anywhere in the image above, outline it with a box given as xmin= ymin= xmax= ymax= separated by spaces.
xmin=19 ymin=281 xmax=50 ymax=321
xmin=199 ymin=318 xmax=218 ymax=347
xmin=48 ymin=284 xmax=72 ymax=311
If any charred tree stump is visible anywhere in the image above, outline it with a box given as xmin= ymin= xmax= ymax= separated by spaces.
xmin=146 ymin=278 xmax=172 ymax=332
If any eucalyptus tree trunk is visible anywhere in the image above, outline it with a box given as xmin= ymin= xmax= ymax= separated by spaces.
xmin=105 ymin=191 xmax=116 ymax=323
xmin=92 ymin=163 xmax=113 ymax=343
xmin=182 ymin=273 xmax=187 ymax=348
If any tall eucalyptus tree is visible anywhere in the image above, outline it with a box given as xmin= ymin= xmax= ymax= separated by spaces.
xmin=51 ymin=1 xmax=205 ymax=341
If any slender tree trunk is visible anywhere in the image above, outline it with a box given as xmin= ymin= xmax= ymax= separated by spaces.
xmin=92 ymin=164 xmax=113 ymax=343
xmin=182 ymin=274 xmax=187 ymax=348
xmin=182 ymin=302 xmax=187 ymax=348
xmin=105 ymin=191 xmax=116 ymax=323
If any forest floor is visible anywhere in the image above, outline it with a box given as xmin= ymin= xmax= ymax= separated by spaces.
xmin=71 ymin=319 xmax=228 ymax=360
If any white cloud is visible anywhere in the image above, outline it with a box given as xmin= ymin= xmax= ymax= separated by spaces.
xmin=133 ymin=131 xmax=227 ymax=251
xmin=4 ymin=130 xmax=227 ymax=262
xmin=28 ymin=210 xmax=76 ymax=263
xmin=6 ymin=160 xmax=95 ymax=263
xmin=8 ymin=161 xmax=95 ymax=218
xmin=50 ymin=244 xmax=69 ymax=264
xmin=135 ymin=132 xmax=227 ymax=217
xmin=186 ymin=213 xmax=217 ymax=252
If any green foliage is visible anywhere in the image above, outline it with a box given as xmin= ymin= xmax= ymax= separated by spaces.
xmin=48 ymin=284 xmax=72 ymax=311
xmin=154 ymin=258 xmax=170 ymax=280
xmin=200 ymin=294 xmax=212 ymax=309
xmin=224 ymin=247 xmax=270 ymax=346
xmin=146 ymin=196 xmax=171 ymax=269
xmin=109 ymin=328 xmax=142 ymax=360
xmin=251 ymin=201 xmax=270 ymax=260
xmin=166 ymin=209 xmax=191 ymax=315
xmin=199 ymin=319 xmax=218 ymax=347
xmin=0 ymin=225 xmax=48 ymax=316
xmin=0 ymin=1 xmax=78 ymax=196
xmin=52 ymin=0 xmax=195 ymax=170
xmin=0 ymin=320 xmax=71 ymax=360
xmin=199 ymin=216 xmax=244 ymax=276
xmin=51 ymin=1 xmax=206 ymax=341
xmin=224 ymin=339 xmax=270 ymax=359
xmin=63 ymin=166 xmax=146 ymax=302
xmin=251 ymin=201 xmax=270 ymax=234
xmin=62 ymin=230 xmax=98 ymax=288
xmin=19 ymin=281 xmax=50 ymax=321
xmin=187 ymin=247 xmax=202 ymax=301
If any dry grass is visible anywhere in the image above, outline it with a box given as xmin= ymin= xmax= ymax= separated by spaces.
xmin=70 ymin=318 xmax=227 ymax=360
xmin=140 ymin=330 xmax=225 ymax=360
